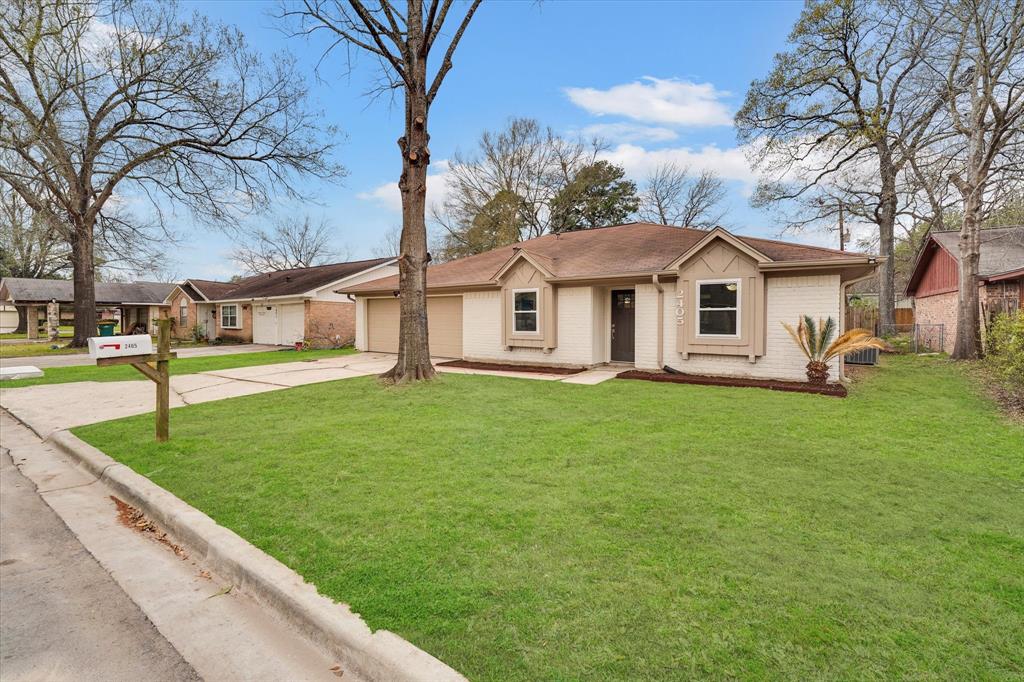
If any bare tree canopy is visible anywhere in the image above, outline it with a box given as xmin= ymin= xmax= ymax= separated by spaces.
xmin=233 ymin=215 xmax=343 ymax=273
xmin=736 ymin=0 xmax=946 ymax=329
xmin=922 ymin=0 xmax=1024 ymax=359
xmin=637 ymin=163 xmax=727 ymax=228
xmin=436 ymin=118 xmax=605 ymax=245
xmin=0 ymin=0 xmax=344 ymax=345
xmin=282 ymin=0 xmax=483 ymax=383
xmin=0 ymin=187 xmax=69 ymax=280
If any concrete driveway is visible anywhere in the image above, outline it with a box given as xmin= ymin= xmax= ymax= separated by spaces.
xmin=0 ymin=352 xmax=399 ymax=437
xmin=0 ymin=351 xmax=620 ymax=438
xmin=0 ymin=343 xmax=282 ymax=370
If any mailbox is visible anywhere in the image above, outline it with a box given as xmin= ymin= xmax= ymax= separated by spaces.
xmin=88 ymin=334 xmax=154 ymax=359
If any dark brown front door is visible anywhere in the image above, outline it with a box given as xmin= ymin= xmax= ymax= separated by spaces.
xmin=611 ymin=289 xmax=635 ymax=362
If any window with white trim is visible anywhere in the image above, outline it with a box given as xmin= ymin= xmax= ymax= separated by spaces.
xmin=179 ymin=300 xmax=188 ymax=327
xmin=220 ymin=304 xmax=240 ymax=329
xmin=513 ymin=289 xmax=539 ymax=333
xmin=697 ymin=279 xmax=740 ymax=337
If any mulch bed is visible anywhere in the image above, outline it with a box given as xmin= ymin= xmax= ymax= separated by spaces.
xmin=437 ymin=359 xmax=586 ymax=375
xmin=616 ymin=369 xmax=848 ymax=397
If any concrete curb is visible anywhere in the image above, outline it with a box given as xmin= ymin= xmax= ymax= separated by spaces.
xmin=47 ymin=429 xmax=466 ymax=682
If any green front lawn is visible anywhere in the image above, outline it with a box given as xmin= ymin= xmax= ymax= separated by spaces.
xmin=75 ymin=356 xmax=1024 ymax=680
xmin=0 ymin=342 xmax=87 ymax=357
xmin=1 ymin=347 xmax=357 ymax=387
xmin=0 ymin=324 xmax=75 ymax=340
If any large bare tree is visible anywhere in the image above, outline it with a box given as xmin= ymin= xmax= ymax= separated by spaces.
xmin=436 ymin=117 xmax=605 ymax=249
xmin=736 ymin=0 xmax=946 ymax=329
xmin=0 ymin=0 xmax=342 ymax=346
xmin=284 ymin=0 xmax=482 ymax=383
xmin=924 ymin=0 xmax=1024 ymax=359
xmin=233 ymin=215 xmax=343 ymax=273
xmin=638 ymin=163 xmax=727 ymax=228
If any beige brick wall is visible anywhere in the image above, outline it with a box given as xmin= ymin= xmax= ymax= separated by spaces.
xmin=215 ymin=303 xmax=252 ymax=343
xmin=655 ymin=273 xmax=842 ymax=382
xmin=304 ymin=300 xmax=356 ymax=348
xmin=914 ymin=291 xmax=957 ymax=353
xmin=462 ymin=287 xmax=597 ymax=366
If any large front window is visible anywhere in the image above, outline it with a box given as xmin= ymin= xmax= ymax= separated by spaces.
xmin=220 ymin=304 xmax=240 ymax=329
xmin=513 ymin=289 xmax=539 ymax=333
xmin=697 ymin=280 xmax=740 ymax=337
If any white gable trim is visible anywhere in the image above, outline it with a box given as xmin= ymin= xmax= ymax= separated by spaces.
xmin=665 ymin=227 xmax=772 ymax=270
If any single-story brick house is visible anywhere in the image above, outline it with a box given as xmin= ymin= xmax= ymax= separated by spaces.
xmin=905 ymin=226 xmax=1024 ymax=352
xmin=341 ymin=223 xmax=881 ymax=382
xmin=0 ymin=278 xmax=174 ymax=336
xmin=167 ymin=258 xmax=398 ymax=347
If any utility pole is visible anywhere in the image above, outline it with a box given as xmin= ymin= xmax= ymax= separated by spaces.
xmin=838 ymin=201 xmax=846 ymax=251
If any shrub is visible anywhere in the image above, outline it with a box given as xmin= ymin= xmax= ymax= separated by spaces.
xmin=987 ymin=311 xmax=1024 ymax=389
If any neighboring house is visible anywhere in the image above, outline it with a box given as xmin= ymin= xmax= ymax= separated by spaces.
xmin=0 ymin=303 xmax=18 ymax=333
xmin=905 ymin=226 xmax=1024 ymax=352
xmin=341 ymin=223 xmax=881 ymax=383
xmin=0 ymin=278 xmax=174 ymax=337
xmin=167 ymin=258 xmax=398 ymax=347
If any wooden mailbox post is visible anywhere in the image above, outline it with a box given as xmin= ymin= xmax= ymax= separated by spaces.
xmin=95 ymin=319 xmax=176 ymax=441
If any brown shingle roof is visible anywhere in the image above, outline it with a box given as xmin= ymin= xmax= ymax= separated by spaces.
xmin=930 ymin=227 xmax=1024 ymax=278
xmin=342 ymin=223 xmax=873 ymax=293
xmin=187 ymin=279 xmax=238 ymax=301
xmin=199 ymin=258 xmax=395 ymax=301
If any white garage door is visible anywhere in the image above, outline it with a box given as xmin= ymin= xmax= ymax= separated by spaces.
xmin=253 ymin=303 xmax=306 ymax=346
xmin=252 ymin=305 xmax=279 ymax=345
xmin=366 ymin=296 xmax=463 ymax=358
xmin=279 ymin=303 xmax=305 ymax=345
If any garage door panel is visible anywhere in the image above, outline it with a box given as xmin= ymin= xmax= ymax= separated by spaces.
xmin=367 ymin=299 xmax=399 ymax=353
xmin=253 ymin=305 xmax=278 ymax=345
xmin=366 ymin=296 xmax=462 ymax=357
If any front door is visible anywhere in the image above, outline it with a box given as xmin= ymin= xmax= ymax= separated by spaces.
xmin=610 ymin=289 xmax=635 ymax=362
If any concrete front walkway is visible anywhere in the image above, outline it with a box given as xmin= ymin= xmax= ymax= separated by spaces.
xmin=0 ymin=352 xmax=621 ymax=437
xmin=0 ymin=343 xmax=282 ymax=370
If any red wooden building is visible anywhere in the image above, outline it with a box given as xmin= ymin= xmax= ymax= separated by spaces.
xmin=905 ymin=227 xmax=1024 ymax=352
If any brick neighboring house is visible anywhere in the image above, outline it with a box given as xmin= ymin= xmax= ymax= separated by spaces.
xmin=165 ymin=258 xmax=398 ymax=347
xmin=905 ymin=227 xmax=1024 ymax=352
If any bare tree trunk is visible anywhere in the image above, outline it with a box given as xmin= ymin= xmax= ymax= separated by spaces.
xmin=952 ymin=186 xmax=982 ymax=359
xmin=381 ymin=6 xmax=435 ymax=383
xmin=14 ymin=306 xmax=27 ymax=334
xmin=876 ymin=161 xmax=898 ymax=330
xmin=70 ymin=222 xmax=97 ymax=348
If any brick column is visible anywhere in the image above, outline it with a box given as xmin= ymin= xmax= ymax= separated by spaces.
xmin=26 ymin=306 xmax=39 ymax=339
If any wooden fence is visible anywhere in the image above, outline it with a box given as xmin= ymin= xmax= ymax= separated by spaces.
xmin=845 ymin=306 xmax=914 ymax=333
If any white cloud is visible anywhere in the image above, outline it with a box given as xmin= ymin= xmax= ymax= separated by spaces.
xmin=578 ymin=122 xmax=679 ymax=144
xmin=565 ymin=77 xmax=733 ymax=127
xmin=356 ymin=160 xmax=453 ymax=213
xmin=600 ymin=142 xmax=756 ymax=190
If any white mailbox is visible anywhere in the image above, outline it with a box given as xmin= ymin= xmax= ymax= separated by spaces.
xmin=88 ymin=334 xmax=154 ymax=360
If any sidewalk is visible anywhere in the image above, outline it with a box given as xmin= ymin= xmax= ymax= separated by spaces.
xmin=0 ymin=343 xmax=283 ymax=369
xmin=0 ymin=411 xmax=351 ymax=681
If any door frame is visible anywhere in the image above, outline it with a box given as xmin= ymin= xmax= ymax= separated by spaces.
xmin=609 ymin=287 xmax=636 ymax=363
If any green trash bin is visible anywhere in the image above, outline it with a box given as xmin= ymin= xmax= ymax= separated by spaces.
xmin=97 ymin=320 xmax=117 ymax=336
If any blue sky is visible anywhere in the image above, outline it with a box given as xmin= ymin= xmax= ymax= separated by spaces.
xmin=171 ymin=0 xmax=811 ymax=280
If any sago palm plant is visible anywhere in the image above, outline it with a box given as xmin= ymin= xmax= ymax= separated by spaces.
xmin=782 ymin=315 xmax=886 ymax=385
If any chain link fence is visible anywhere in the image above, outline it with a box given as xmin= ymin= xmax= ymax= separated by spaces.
xmin=879 ymin=323 xmax=946 ymax=354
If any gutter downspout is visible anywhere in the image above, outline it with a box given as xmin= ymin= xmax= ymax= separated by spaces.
xmin=652 ymin=274 xmax=665 ymax=368
xmin=840 ymin=270 xmax=879 ymax=382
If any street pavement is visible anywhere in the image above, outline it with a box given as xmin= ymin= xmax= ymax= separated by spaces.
xmin=0 ymin=447 xmax=200 ymax=682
